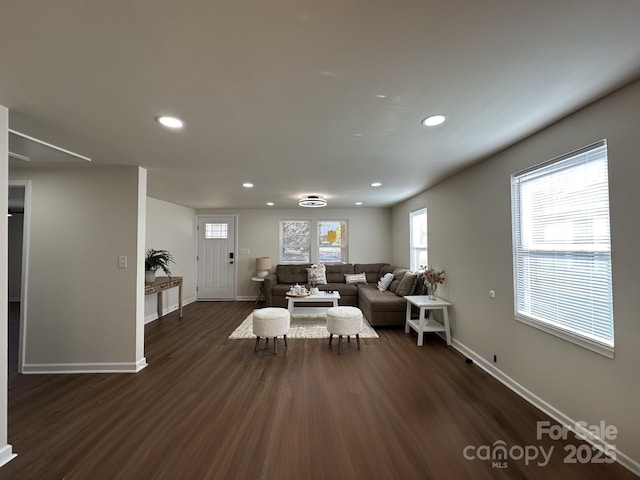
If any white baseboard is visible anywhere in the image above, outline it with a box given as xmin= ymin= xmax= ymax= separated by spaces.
xmin=451 ymin=338 xmax=640 ymax=476
xmin=235 ymin=296 xmax=257 ymax=302
xmin=22 ymin=357 xmax=147 ymax=374
xmin=144 ymin=297 xmax=196 ymax=324
xmin=0 ymin=444 xmax=16 ymax=468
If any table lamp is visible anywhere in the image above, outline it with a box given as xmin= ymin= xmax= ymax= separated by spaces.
xmin=256 ymin=257 xmax=271 ymax=278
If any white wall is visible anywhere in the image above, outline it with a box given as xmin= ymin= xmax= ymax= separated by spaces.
xmin=196 ymin=207 xmax=393 ymax=298
xmin=0 ymin=105 xmax=16 ymax=467
xmin=145 ymin=197 xmax=196 ymax=322
xmin=392 ymin=79 xmax=640 ymax=472
xmin=9 ymin=165 xmax=146 ymax=373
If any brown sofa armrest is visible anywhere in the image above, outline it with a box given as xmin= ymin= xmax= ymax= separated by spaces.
xmin=263 ymin=273 xmax=278 ymax=306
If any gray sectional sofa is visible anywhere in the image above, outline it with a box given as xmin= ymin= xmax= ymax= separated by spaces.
xmin=263 ymin=263 xmax=425 ymax=327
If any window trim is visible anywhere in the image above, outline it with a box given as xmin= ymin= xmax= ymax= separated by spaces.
xmin=511 ymin=140 xmax=614 ymax=358
xmin=317 ymin=219 xmax=349 ymax=264
xmin=279 ymin=219 xmax=311 ymax=264
xmin=278 ymin=219 xmax=349 ymax=264
xmin=409 ymin=208 xmax=427 ymax=271
xmin=515 ymin=314 xmax=614 ymax=358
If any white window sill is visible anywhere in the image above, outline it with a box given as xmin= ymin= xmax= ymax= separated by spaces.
xmin=515 ymin=315 xmax=614 ymax=359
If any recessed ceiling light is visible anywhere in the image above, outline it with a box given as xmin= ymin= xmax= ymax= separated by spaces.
xmin=355 ymin=202 xmax=363 ymax=206
xmin=242 ymin=183 xmax=254 ymax=188
xmin=267 ymin=202 xmax=274 ymax=206
xmin=371 ymin=182 xmax=382 ymax=187
xmin=156 ymin=116 xmax=184 ymax=129
xmin=421 ymin=114 xmax=446 ymax=127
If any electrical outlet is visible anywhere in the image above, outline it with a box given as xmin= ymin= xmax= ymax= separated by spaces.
xmin=118 ymin=256 xmax=128 ymax=269
xmin=489 ymin=290 xmax=496 ymax=298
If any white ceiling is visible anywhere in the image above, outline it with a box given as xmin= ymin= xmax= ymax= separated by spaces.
xmin=2 ymin=1 xmax=640 ymax=209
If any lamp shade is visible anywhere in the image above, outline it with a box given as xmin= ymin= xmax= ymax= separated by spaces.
xmin=256 ymin=257 xmax=271 ymax=278
xmin=256 ymin=257 xmax=271 ymax=270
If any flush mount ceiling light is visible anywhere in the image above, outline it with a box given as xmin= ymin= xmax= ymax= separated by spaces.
xmin=242 ymin=182 xmax=254 ymax=188
xmin=156 ymin=116 xmax=184 ymax=129
xmin=421 ymin=114 xmax=446 ymax=127
xmin=299 ymin=195 xmax=327 ymax=208
xmin=371 ymin=182 xmax=382 ymax=187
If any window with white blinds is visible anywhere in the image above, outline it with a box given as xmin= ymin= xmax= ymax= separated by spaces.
xmin=410 ymin=208 xmax=427 ymax=271
xmin=511 ymin=140 xmax=614 ymax=357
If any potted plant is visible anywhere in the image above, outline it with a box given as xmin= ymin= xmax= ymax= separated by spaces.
xmin=145 ymin=249 xmax=175 ymax=283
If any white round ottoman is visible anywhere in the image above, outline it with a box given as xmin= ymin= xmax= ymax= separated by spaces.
xmin=326 ymin=306 xmax=363 ymax=354
xmin=253 ymin=307 xmax=290 ymax=354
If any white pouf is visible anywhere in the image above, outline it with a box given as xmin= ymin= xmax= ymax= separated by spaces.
xmin=326 ymin=306 xmax=363 ymax=354
xmin=253 ymin=307 xmax=290 ymax=354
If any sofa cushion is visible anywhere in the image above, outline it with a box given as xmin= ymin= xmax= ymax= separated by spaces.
xmin=345 ymin=273 xmax=367 ymax=284
xmin=354 ymin=263 xmax=386 ymax=283
xmin=379 ymin=264 xmax=395 ymax=277
xmin=358 ymin=285 xmax=407 ymax=312
xmin=277 ymin=264 xmax=310 ymax=284
xmin=388 ymin=267 xmax=409 ymax=293
xmin=395 ymin=271 xmax=418 ymax=296
xmin=325 ymin=263 xmax=354 ymax=282
xmin=377 ymin=272 xmax=394 ymax=291
xmin=414 ymin=269 xmax=428 ymax=295
xmin=306 ymin=264 xmax=327 ymax=285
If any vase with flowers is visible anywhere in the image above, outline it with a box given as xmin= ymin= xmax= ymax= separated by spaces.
xmin=423 ymin=266 xmax=445 ymax=300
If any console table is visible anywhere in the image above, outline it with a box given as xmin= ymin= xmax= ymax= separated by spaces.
xmin=404 ymin=295 xmax=451 ymax=346
xmin=145 ymin=276 xmax=183 ymax=319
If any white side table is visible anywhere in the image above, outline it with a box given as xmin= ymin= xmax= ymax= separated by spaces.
xmin=404 ymin=295 xmax=452 ymax=346
xmin=251 ymin=277 xmax=265 ymax=305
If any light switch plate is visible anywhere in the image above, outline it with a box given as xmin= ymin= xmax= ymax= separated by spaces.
xmin=118 ymin=256 xmax=128 ymax=268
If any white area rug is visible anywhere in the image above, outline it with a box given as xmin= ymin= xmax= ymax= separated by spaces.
xmin=229 ymin=312 xmax=379 ymax=339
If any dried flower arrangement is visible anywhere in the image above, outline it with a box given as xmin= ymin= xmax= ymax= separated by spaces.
xmin=421 ymin=266 xmax=445 ymax=299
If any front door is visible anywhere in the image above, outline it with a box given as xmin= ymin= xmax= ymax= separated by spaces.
xmin=197 ymin=215 xmax=236 ymax=300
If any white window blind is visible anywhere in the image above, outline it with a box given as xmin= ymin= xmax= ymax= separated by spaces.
xmin=511 ymin=140 xmax=614 ymax=355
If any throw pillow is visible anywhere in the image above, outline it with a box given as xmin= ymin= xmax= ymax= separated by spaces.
xmin=377 ymin=272 xmax=394 ymax=292
xmin=306 ymin=264 xmax=327 ymax=285
xmin=344 ymin=273 xmax=367 ymax=284
xmin=414 ymin=269 xmax=427 ymax=295
xmin=395 ymin=272 xmax=418 ymax=296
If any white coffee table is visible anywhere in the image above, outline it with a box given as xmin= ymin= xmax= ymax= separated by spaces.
xmin=404 ymin=295 xmax=452 ymax=346
xmin=287 ymin=291 xmax=341 ymax=315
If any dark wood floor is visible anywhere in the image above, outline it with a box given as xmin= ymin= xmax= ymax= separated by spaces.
xmin=3 ymin=301 xmax=636 ymax=479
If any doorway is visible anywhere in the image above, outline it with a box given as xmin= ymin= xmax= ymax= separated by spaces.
xmin=196 ymin=215 xmax=236 ymax=300
xmin=7 ymin=181 xmax=30 ymax=376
